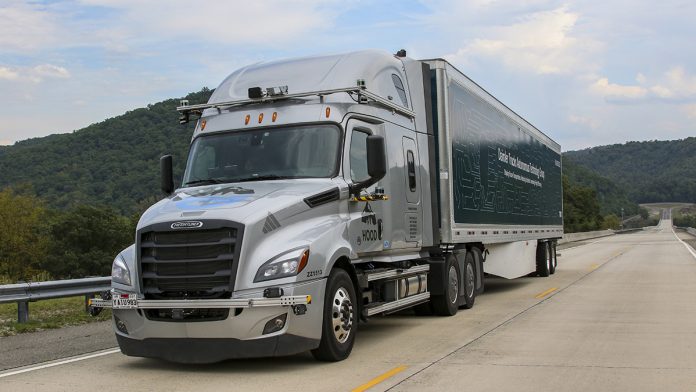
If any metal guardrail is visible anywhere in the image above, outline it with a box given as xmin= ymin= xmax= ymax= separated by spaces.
xmin=0 ymin=277 xmax=111 ymax=323
xmin=614 ymin=228 xmax=643 ymax=234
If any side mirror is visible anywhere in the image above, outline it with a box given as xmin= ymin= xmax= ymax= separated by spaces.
xmin=160 ymin=155 xmax=174 ymax=195
xmin=366 ymin=135 xmax=387 ymax=181
xmin=350 ymin=135 xmax=387 ymax=195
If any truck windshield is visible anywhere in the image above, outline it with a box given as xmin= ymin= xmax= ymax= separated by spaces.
xmin=182 ymin=124 xmax=341 ymax=186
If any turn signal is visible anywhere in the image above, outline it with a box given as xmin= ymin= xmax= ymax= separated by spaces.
xmin=298 ymin=249 xmax=310 ymax=273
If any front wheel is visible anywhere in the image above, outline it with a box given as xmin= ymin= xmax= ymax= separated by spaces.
xmin=311 ymin=269 xmax=357 ymax=362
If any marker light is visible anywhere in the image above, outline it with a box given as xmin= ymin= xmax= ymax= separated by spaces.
xmin=258 ymin=113 xmax=264 ymax=124
xmin=245 ymin=114 xmax=251 ymax=125
xmin=325 ymin=107 xmax=331 ymax=118
xmin=272 ymin=112 xmax=277 ymax=122
xmin=200 ymin=120 xmax=206 ymax=130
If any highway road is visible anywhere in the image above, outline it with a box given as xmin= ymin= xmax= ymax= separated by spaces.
xmin=1 ymin=218 xmax=696 ymax=391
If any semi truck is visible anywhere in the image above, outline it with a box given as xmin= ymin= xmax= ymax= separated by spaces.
xmin=93 ymin=49 xmax=563 ymax=363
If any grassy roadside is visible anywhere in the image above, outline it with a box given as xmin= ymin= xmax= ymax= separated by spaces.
xmin=0 ymin=296 xmax=111 ymax=337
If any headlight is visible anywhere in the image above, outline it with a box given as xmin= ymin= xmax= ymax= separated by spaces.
xmin=112 ymin=255 xmax=132 ymax=286
xmin=254 ymin=248 xmax=310 ymax=282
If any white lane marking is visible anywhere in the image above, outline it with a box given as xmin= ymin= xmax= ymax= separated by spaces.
xmin=0 ymin=348 xmax=120 ymax=379
xmin=671 ymin=226 xmax=696 ymax=260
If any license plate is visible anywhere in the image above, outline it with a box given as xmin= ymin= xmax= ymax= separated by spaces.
xmin=112 ymin=294 xmax=138 ymax=309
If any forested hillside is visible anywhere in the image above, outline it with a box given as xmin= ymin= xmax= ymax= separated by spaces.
xmin=564 ymin=138 xmax=696 ymax=203
xmin=0 ymin=88 xmax=213 ymax=214
xmin=562 ymin=158 xmax=641 ymax=217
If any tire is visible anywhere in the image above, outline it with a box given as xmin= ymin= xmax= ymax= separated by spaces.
xmin=536 ymin=242 xmax=550 ymax=277
xmin=431 ymin=255 xmax=460 ymax=316
xmin=311 ymin=269 xmax=357 ymax=362
xmin=470 ymin=247 xmax=485 ymax=295
xmin=460 ymin=251 xmax=476 ymax=309
xmin=548 ymin=242 xmax=556 ymax=275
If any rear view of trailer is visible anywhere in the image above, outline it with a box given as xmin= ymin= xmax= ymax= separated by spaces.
xmin=426 ymin=60 xmax=563 ymax=246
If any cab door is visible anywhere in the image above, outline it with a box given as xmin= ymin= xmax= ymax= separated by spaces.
xmin=344 ymin=119 xmax=390 ymax=254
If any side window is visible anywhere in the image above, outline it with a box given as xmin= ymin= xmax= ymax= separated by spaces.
xmin=406 ymin=150 xmax=416 ymax=191
xmin=349 ymin=130 xmax=369 ymax=182
xmin=391 ymin=74 xmax=408 ymax=107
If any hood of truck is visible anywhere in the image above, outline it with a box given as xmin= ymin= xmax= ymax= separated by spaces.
xmin=139 ymin=179 xmax=340 ymax=227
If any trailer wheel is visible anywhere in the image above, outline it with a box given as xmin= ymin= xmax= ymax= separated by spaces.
xmin=536 ymin=242 xmax=551 ymax=277
xmin=460 ymin=251 xmax=476 ymax=309
xmin=431 ymin=255 xmax=459 ymax=316
xmin=311 ymin=268 xmax=357 ymax=362
xmin=548 ymin=242 xmax=556 ymax=275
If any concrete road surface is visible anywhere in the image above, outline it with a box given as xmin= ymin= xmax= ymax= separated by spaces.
xmin=1 ymin=219 xmax=695 ymax=392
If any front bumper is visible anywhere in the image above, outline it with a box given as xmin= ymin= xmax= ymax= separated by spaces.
xmin=116 ymin=334 xmax=318 ymax=364
xmin=101 ymin=279 xmax=326 ymax=363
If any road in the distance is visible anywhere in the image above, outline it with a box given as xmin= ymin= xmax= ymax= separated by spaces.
xmin=1 ymin=219 xmax=695 ymax=391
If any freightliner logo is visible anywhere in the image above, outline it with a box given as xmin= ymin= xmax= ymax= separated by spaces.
xmin=170 ymin=221 xmax=203 ymax=229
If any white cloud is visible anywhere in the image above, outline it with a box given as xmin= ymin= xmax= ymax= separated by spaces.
xmin=0 ymin=67 xmax=19 ymax=80
xmin=33 ymin=64 xmax=70 ymax=79
xmin=0 ymin=1 xmax=64 ymax=52
xmin=0 ymin=64 xmax=71 ymax=84
xmin=444 ymin=7 xmax=600 ymax=75
xmin=590 ymin=77 xmax=647 ymax=99
xmin=591 ymin=66 xmax=696 ymax=102
xmin=568 ymin=114 xmax=598 ymax=129
xmin=682 ymin=104 xmax=696 ymax=119
xmin=77 ymin=0 xmax=342 ymax=45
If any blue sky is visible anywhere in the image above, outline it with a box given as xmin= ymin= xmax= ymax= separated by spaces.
xmin=1 ymin=0 xmax=695 ymax=150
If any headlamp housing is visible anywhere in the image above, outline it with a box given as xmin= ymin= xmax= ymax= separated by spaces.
xmin=254 ymin=248 xmax=310 ymax=283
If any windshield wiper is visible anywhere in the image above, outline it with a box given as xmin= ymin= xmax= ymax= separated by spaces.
xmin=234 ymin=175 xmax=296 ymax=182
xmin=184 ymin=178 xmax=227 ymax=187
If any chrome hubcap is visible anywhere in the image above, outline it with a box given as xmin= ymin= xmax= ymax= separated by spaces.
xmin=331 ymin=287 xmax=353 ymax=344
xmin=466 ymin=263 xmax=475 ymax=298
xmin=448 ymin=265 xmax=459 ymax=304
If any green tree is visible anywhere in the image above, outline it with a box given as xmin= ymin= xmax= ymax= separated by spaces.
xmin=0 ymin=188 xmax=50 ymax=281
xmin=562 ymin=175 xmax=603 ymax=233
xmin=602 ymin=214 xmax=621 ymax=230
xmin=41 ymin=205 xmax=133 ymax=278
